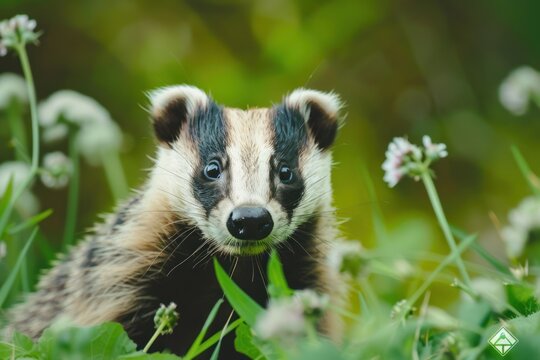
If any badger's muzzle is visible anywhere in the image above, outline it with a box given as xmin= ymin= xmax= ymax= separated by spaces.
xmin=226 ymin=207 xmax=274 ymax=241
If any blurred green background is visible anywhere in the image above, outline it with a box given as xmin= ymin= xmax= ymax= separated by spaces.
xmin=1 ymin=0 xmax=540 ymax=303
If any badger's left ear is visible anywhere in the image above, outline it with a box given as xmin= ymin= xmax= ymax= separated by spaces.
xmin=284 ymin=88 xmax=343 ymax=150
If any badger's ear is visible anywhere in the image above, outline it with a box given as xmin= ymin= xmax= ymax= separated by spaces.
xmin=148 ymin=85 xmax=209 ymax=145
xmin=284 ymin=88 xmax=343 ymax=150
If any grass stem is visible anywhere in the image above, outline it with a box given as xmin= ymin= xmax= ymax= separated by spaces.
xmin=421 ymin=172 xmax=471 ymax=287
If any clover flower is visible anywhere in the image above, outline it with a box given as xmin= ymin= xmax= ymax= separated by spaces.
xmin=382 ymin=136 xmax=447 ymax=188
xmin=38 ymin=90 xmax=112 ymax=129
xmin=153 ymin=302 xmax=179 ymax=335
xmin=40 ymin=151 xmax=73 ymax=189
xmin=255 ymin=297 xmax=306 ymax=342
xmin=0 ymin=73 xmax=27 ymax=108
xmin=0 ymin=15 xmax=39 ymax=56
xmin=501 ymin=196 xmax=540 ymax=259
xmin=38 ymin=90 xmax=123 ymax=164
xmin=327 ymin=240 xmax=364 ymax=278
xmin=499 ymin=66 xmax=540 ymax=116
xmin=294 ymin=289 xmax=329 ymax=318
xmin=76 ymin=121 xmax=123 ymax=165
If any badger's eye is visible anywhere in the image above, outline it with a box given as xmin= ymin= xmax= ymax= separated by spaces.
xmin=204 ymin=160 xmax=222 ymax=180
xmin=279 ymin=164 xmax=294 ymax=184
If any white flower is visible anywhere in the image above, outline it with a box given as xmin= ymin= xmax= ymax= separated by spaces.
xmin=255 ymin=297 xmax=306 ymax=342
xmin=499 ymin=66 xmax=540 ymax=115
xmin=382 ymin=136 xmax=448 ymax=187
xmin=0 ymin=161 xmax=31 ymax=193
xmin=76 ymin=121 xmax=122 ymax=165
xmin=0 ymin=73 xmax=27 ymax=108
xmin=463 ymin=277 xmax=507 ymax=313
xmin=327 ymin=240 xmax=363 ymax=277
xmin=509 ymin=262 xmax=529 ymax=281
xmin=294 ymin=290 xmax=329 ymax=317
xmin=38 ymin=90 xmax=112 ymax=128
xmin=501 ymin=196 xmax=540 ymax=258
xmin=422 ymin=135 xmax=448 ymax=160
xmin=42 ymin=123 xmax=69 ymax=143
xmin=40 ymin=152 xmax=72 ymax=189
xmin=0 ymin=161 xmax=39 ymax=216
xmin=0 ymin=241 xmax=6 ymax=260
xmin=382 ymin=137 xmax=422 ymax=187
xmin=0 ymin=14 xmax=39 ymax=55
xmin=38 ymin=90 xmax=123 ymax=164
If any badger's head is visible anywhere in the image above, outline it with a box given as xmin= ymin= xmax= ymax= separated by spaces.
xmin=149 ymin=85 xmax=342 ymax=256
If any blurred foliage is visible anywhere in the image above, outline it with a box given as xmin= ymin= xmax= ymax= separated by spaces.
xmin=2 ymin=0 xmax=540 ymax=307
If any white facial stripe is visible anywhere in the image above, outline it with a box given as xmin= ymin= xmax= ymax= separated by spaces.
xmin=225 ymin=108 xmax=274 ymax=206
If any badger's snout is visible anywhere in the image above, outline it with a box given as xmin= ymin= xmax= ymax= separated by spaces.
xmin=226 ymin=207 xmax=274 ymax=241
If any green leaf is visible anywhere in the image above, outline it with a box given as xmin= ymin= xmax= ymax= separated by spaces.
xmin=506 ymin=283 xmax=540 ymax=316
xmin=234 ymin=323 xmax=265 ymax=360
xmin=184 ymin=299 xmax=224 ymax=360
xmin=191 ymin=319 xmax=242 ymax=359
xmin=0 ymin=228 xmax=38 ymax=308
xmin=8 ymin=209 xmax=53 ymax=235
xmin=0 ymin=331 xmax=39 ymax=359
xmin=511 ymin=145 xmax=540 ymax=196
xmin=37 ymin=321 xmax=137 ymax=359
xmin=214 ymin=258 xmax=263 ymax=327
xmin=267 ymin=249 xmax=292 ymax=299
xmin=0 ymin=176 xmax=14 ymax=238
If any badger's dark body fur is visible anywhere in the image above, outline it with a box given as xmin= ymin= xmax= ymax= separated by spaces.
xmin=4 ymin=86 xmax=344 ymax=358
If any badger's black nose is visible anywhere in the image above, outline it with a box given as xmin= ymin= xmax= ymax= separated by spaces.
xmin=227 ymin=207 xmax=274 ymax=241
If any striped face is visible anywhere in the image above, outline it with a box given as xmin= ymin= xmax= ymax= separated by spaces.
xmin=149 ymin=86 xmax=342 ymax=255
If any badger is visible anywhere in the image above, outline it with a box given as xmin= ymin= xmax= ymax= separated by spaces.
xmin=4 ymin=86 xmax=344 ymax=357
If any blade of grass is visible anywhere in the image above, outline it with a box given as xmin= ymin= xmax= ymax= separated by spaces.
xmin=267 ymin=249 xmax=292 ymax=298
xmin=360 ymin=164 xmax=387 ymax=243
xmin=511 ymin=145 xmax=540 ymax=196
xmin=209 ymin=312 xmax=233 ymax=360
xmin=214 ymin=258 xmax=263 ymax=327
xmin=0 ymin=178 xmax=14 ymax=238
xmin=184 ymin=299 xmax=224 ymax=360
xmin=8 ymin=209 xmax=53 ymax=235
xmin=189 ymin=319 xmax=243 ymax=359
xmin=0 ymin=228 xmax=38 ymax=308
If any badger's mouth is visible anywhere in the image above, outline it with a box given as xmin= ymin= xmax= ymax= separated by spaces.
xmin=221 ymin=238 xmax=272 ymax=256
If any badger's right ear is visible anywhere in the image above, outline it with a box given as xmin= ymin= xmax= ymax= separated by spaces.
xmin=148 ymin=85 xmax=209 ymax=145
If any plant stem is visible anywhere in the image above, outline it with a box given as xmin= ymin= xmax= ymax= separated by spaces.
xmin=6 ymin=101 xmax=29 ymax=160
xmin=421 ymin=172 xmax=471 ymax=287
xmin=143 ymin=322 xmax=166 ymax=353
xmin=63 ymin=132 xmax=79 ymax=248
xmin=101 ymin=150 xmax=128 ymax=201
xmin=0 ymin=44 xmax=40 ymax=237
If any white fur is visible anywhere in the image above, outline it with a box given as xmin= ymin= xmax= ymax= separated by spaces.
xmin=148 ymin=85 xmax=209 ymax=118
xmin=285 ymin=88 xmax=343 ymax=122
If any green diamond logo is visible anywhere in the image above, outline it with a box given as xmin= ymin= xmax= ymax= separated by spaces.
xmin=489 ymin=327 xmax=518 ymax=356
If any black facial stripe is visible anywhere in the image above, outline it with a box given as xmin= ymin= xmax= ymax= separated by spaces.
xmin=191 ymin=100 xmax=227 ymax=217
xmin=272 ymin=105 xmax=307 ymax=220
